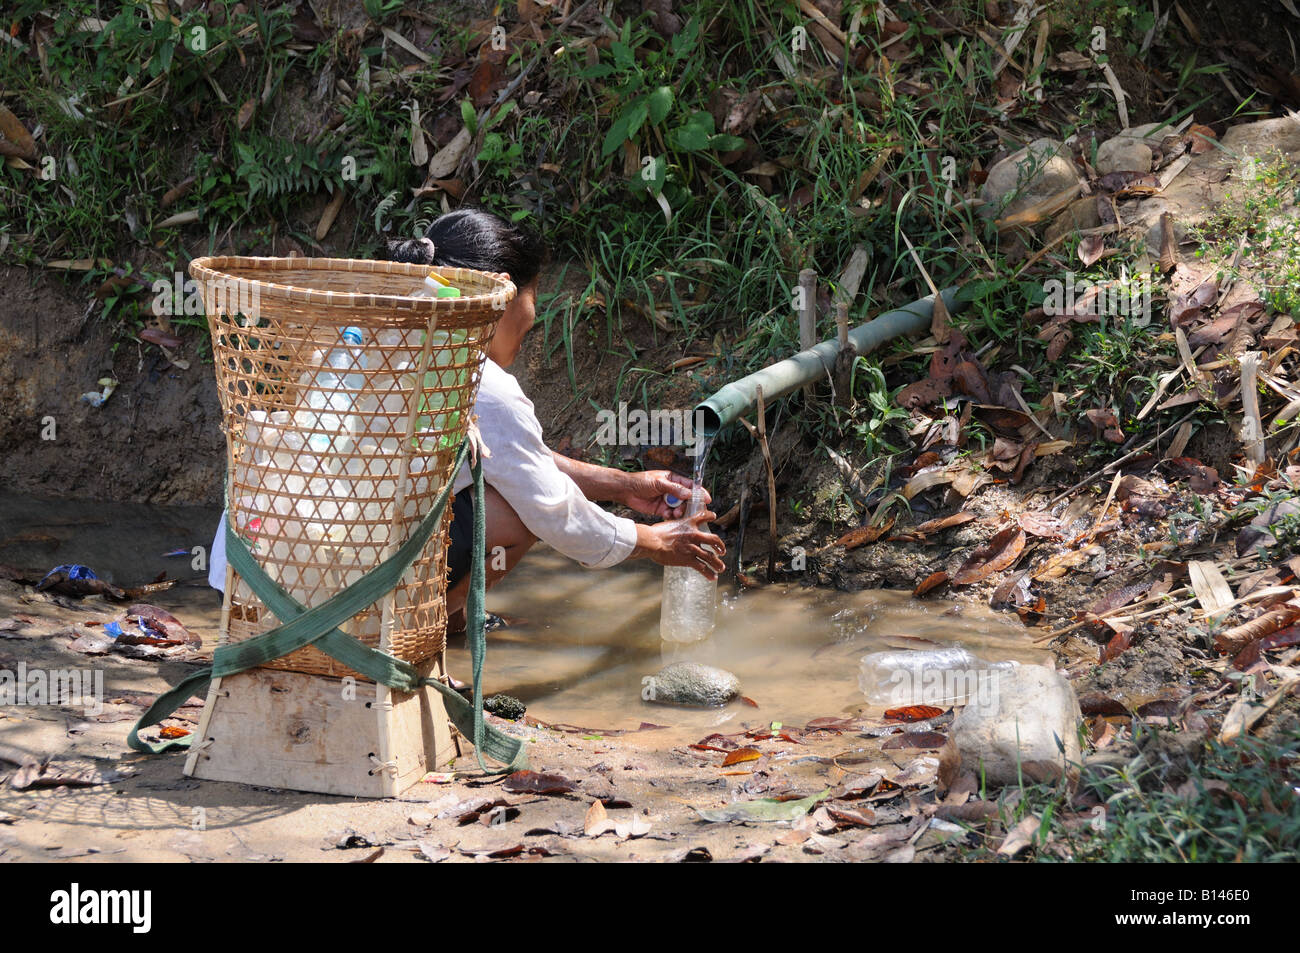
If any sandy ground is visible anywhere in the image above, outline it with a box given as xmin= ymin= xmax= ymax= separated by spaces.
xmin=0 ymin=576 xmax=999 ymax=864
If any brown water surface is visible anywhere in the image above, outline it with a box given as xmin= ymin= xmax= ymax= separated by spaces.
xmin=448 ymin=547 xmax=1046 ymax=743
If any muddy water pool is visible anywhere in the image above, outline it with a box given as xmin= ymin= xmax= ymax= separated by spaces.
xmin=0 ymin=494 xmax=1045 ymax=744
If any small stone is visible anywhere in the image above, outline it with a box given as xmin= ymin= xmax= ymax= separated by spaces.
xmin=952 ymin=665 xmax=1082 ymax=787
xmin=483 ymin=694 xmax=526 ymax=720
xmin=643 ymin=662 xmax=741 ymax=708
xmin=1095 ymin=136 xmax=1153 ymax=175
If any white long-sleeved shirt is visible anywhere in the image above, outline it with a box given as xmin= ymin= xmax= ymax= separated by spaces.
xmin=209 ymin=358 xmax=637 ymax=591
xmin=452 ymin=358 xmax=638 ymax=568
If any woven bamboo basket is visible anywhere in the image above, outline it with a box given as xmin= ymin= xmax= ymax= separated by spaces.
xmin=189 ymin=256 xmax=513 ymax=680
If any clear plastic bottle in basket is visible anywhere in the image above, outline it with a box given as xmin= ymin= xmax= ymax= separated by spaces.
xmin=300 ymin=326 xmax=366 ymax=455
xmin=232 ymin=410 xmax=325 ymax=605
xmin=659 ymin=486 xmax=717 ymax=643
xmin=347 ymin=327 xmax=424 ymax=556
xmin=295 ymin=326 xmax=367 ymax=540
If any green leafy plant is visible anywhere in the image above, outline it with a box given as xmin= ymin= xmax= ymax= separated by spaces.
xmin=234 ymin=135 xmax=347 ymax=205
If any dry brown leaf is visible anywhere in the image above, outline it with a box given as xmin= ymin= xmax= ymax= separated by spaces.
xmin=835 ymin=516 xmax=896 ymax=550
xmin=1188 ymin=560 xmax=1234 ymax=620
xmin=1077 ymin=234 xmax=1106 ymax=267
xmin=913 ymin=512 xmax=977 ymax=535
xmin=997 ymin=814 xmax=1041 ymax=856
xmin=952 ymin=527 xmax=1026 ymax=585
xmin=584 ymin=800 xmax=608 ymax=836
xmin=236 ymin=98 xmax=256 ymax=130
xmin=897 ymin=377 xmax=952 ymax=410
xmin=1214 ymin=605 xmax=1300 ymax=655
xmin=428 ymin=126 xmax=472 ymax=179
xmin=1033 ymin=545 xmax=1103 ymax=580
xmin=904 ymin=469 xmax=955 ymax=499
xmin=1115 ymin=475 xmax=1164 ymax=501
xmin=0 ymin=105 xmax=37 ymax=160
xmin=1187 ymin=123 xmax=1217 ymax=155
xmin=913 ymin=571 xmax=950 ymax=597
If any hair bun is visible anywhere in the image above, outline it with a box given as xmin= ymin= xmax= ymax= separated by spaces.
xmin=384 ymin=237 xmax=437 ymax=265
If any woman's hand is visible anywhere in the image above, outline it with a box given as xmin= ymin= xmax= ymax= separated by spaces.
xmin=633 ymin=511 xmax=726 ymax=580
xmin=623 ymin=470 xmax=712 ymax=519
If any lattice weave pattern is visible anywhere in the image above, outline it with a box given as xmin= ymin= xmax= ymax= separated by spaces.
xmin=190 ymin=256 xmax=512 ymax=679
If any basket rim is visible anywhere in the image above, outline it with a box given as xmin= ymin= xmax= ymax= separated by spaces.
xmin=188 ymin=255 xmax=517 ymax=312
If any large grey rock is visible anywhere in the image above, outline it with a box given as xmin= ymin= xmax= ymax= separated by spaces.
xmin=643 ymin=662 xmax=740 ymax=708
xmin=1095 ymin=136 xmax=1153 ymax=175
xmin=979 ymin=138 xmax=1080 ymax=219
xmin=952 ymin=664 xmax=1081 ymax=786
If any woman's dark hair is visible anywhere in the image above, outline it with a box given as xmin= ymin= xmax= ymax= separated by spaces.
xmin=382 ymin=207 xmax=546 ymax=286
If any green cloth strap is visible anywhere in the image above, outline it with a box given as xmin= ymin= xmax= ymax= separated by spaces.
xmin=128 ymin=441 xmax=526 ymax=775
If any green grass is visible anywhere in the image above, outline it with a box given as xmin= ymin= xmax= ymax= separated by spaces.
xmin=0 ymin=0 xmax=1230 ymax=460
xmin=944 ymin=727 xmax=1300 ymax=862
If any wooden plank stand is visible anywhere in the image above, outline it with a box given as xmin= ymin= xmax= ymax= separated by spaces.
xmin=183 ymin=659 xmax=462 ymax=798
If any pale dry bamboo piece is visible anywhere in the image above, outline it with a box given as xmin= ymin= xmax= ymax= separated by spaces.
xmin=191 ymin=255 xmax=513 ymax=680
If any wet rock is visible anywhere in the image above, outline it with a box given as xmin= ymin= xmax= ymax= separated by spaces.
xmin=1095 ymin=136 xmax=1153 ymax=175
xmin=643 ymin=662 xmax=740 ymax=708
xmin=979 ymin=138 xmax=1080 ymax=220
xmin=952 ymin=664 xmax=1081 ymax=787
xmin=484 ymin=693 xmax=526 ymax=720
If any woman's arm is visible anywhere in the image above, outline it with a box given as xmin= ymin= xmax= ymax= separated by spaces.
xmin=551 ymin=452 xmax=710 ymax=519
xmin=550 ymin=452 xmax=626 ymax=502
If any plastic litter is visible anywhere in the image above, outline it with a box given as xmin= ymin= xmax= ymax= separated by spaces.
xmin=659 ymin=485 xmax=717 ymax=642
xmin=38 ymin=564 xmax=98 ymax=588
xmin=412 ymin=270 xmax=462 ymax=298
xmin=858 ymin=648 xmax=1019 ymax=706
xmin=79 ymin=377 xmax=118 ymax=407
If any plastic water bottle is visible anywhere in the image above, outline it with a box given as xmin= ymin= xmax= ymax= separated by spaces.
xmin=301 ymin=326 xmax=366 ymax=455
xmin=659 ymin=486 xmax=717 ymax=642
xmin=858 ymin=648 xmax=1019 ymax=707
xmin=293 ymin=328 xmax=368 ymax=544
